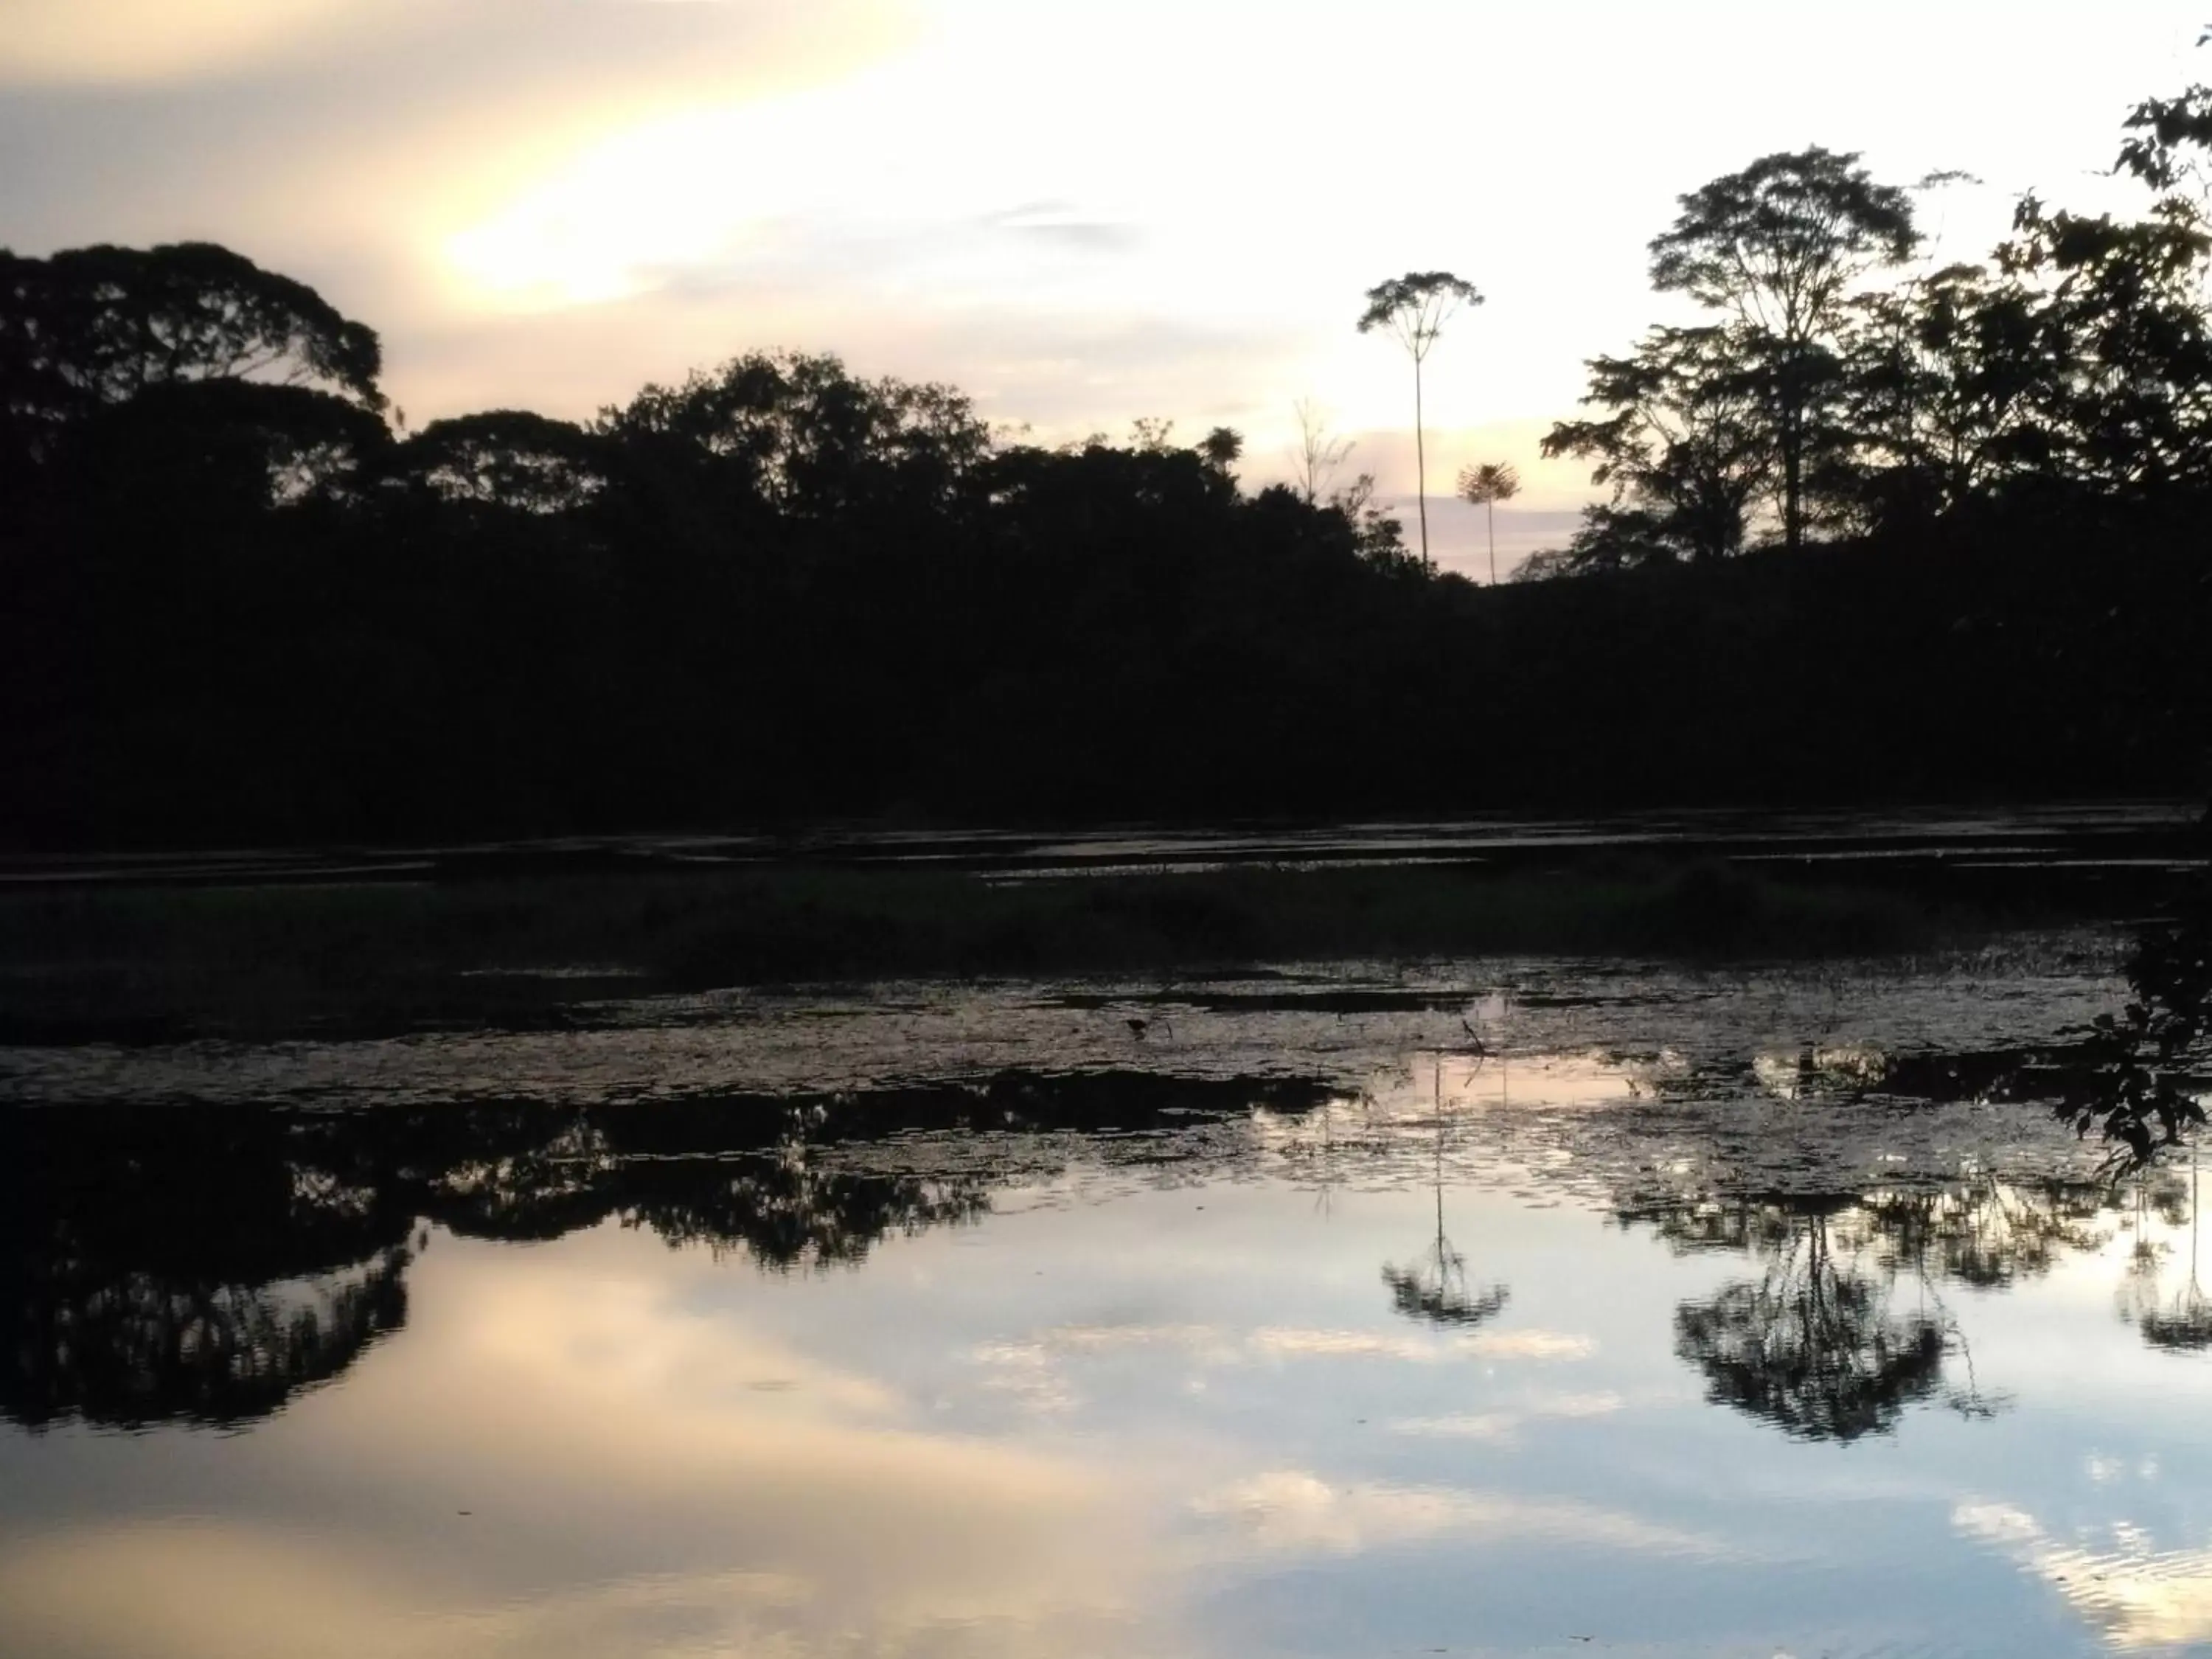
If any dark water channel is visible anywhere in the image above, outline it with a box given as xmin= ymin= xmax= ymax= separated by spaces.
xmin=5 ymin=942 xmax=2211 ymax=1658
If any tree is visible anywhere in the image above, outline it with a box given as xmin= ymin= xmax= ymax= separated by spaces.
xmin=1837 ymin=262 xmax=2052 ymax=525
xmin=1541 ymin=324 xmax=1772 ymax=562
xmin=1649 ymin=149 xmax=1918 ymax=551
xmin=0 ymin=242 xmax=382 ymax=419
xmin=1199 ymin=425 xmax=1244 ymax=476
xmin=1285 ymin=398 xmax=1354 ymax=506
xmin=1327 ymin=470 xmax=1411 ymax=566
xmin=1 ymin=241 xmax=385 ymax=514
xmin=599 ymin=349 xmax=992 ymax=523
xmin=2117 ymin=80 xmax=2212 ymax=196
xmin=392 ymin=411 xmax=608 ymax=515
xmin=1357 ymin=271 xmax=1484 ymax=570
xmin=1455 ymin=460 xmax=1520 ymax=585
xmin=1996 ymin=196 xmax=2212 ymax=492
xmin=72 ymin=378 xmax=392 ymax=521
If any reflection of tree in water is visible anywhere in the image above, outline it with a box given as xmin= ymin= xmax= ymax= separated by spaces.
xmin=2121 ymin=1153 xmax=2212 ymax=1352
xmin=1857 ymin=1179 xmax=2117 ymax=1290
xmin=1381 ymin=1057 xmax=1509 ymax=1329
xmin=1 ymin=1074 xmax=1329 ymax=1430
xmin=1621 ymin=1178 xmax=2130 ymax=1441
xmin=7 ymin=1255 xmax=411 ymax=1431
xmin=1632 ymin=1158 xmax=2212 ymax=1431
xmin=1671 ymin=1207 xmax=1948 ymax=1443
xmin=1 ymin=1105 xmax=419 ymax=1430
xmin=627 ymin=1150 xmax=992 ymax=1270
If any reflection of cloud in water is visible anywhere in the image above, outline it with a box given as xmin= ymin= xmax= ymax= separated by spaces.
xmin=970 ymin=1321 xmax=1593 ymax=1412
xmin=0 ymin=1526 xmax=827 ymax=1659
xmin=1391 ymin=1391 xmax=1625 ymax=1441
xmin=1957 ymin=1500 xmax=2212 ymax=1652
xmin=974 ymin=1321 xmax=1593 ymax=1366
xmin=0 ymin=1241 xmax=1176 ymax=1659
xmin=1190 ymin=1470 xmax=1731 ymax=1561
xmin=1251 ymin=1326 xmax=1593 ymax=1362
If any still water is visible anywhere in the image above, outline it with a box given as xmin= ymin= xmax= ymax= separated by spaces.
xmin=5 ymin=943 xmax=2211 ymax=1658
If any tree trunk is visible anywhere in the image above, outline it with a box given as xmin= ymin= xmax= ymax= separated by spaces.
xmin=1413 ymin=355 xmax=1430 ymax=571
xmin=1784 ymin=410 xmax=1804 ymax=554
xmin=1486 ymin=500 xmax=1498 ymax=585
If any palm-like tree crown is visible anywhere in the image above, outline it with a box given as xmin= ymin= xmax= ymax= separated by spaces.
xmin=1457 ymin=461 xmax=1521 ymax=506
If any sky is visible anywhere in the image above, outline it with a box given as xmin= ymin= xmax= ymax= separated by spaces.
xmin=3 ymin=0 xmax=2207 ymax=577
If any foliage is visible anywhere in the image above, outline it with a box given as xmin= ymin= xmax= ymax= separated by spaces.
xmin=1541 ymin=324 xmax=1772 ymax=561
xmin=0 ymin=241 xmax=382 ymax=420
xmin=2060 ymin=866 xmax=2212 ymax=1167
xmin=1534 ymin=103 xmax=2212 ymax=571
xmin=392 ymin=411 xmax=608 ymax=515
xmin=1645 ymin=147 xmax=1919 ymax=553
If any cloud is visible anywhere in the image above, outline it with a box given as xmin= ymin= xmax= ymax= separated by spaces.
xmin=5 ymin=0 xmax=2191 ymax=476
xmin=985 ymin=201 xmax=1141 ymax=254
xmin=0 ymin=0 xmax=361 ymax=84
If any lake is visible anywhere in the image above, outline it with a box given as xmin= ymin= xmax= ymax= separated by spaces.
xmin=5 ymin=939 xmax=2211 ymax=1658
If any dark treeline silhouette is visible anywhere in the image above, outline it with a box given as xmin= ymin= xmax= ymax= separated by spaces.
xmin=4 ymin=84 xmax=2211 ymax=847
xmin=0 ymin=1073 xmax=1332 ymax=1429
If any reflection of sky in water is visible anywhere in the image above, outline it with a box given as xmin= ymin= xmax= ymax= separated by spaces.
xmin=4 ymin=1164 xmax=2211 ymax=1657
xmin=4 ymin=952 xmax=2211 ymax=1658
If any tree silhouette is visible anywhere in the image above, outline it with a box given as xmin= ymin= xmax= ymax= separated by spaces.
xmin=0 ymin=242 xmax=382 ymax=420
xmin=1648 ymin=150 xmax=1918 ymax=551
xmin=1837 ymin=260 xmax=2050 ymax=527
xmin=1542 ymin=325 xmax=1772 ymax=564
xmin=1993 ymin=195 xmax=2212 ymax=493
xmin=2118 ymin=78 xmax=2212 ymax=196
xmin=1455 ymin=460 xmax=1520 ymax=585
xmin=1358 ymin=271 xmax=1484 ymax=571
xmin=1287 ymin=397 xmax=1354 ymax=506
xmin=392 ymin=410 xmax=608 ymax=515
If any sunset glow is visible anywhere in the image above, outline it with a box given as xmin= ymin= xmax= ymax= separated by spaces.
xmin=5 ymin=0 xmax=2204 ymax=570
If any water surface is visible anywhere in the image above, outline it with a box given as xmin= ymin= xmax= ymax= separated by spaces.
xmin=6 ymin=945 xmax=2211 ymax=1659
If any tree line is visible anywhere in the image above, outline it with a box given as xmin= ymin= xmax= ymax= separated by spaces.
xmin=1 ymin=76 xmax=2209 ymax=845
xmin=1530 ymin=80 xmax=2212 ymax=574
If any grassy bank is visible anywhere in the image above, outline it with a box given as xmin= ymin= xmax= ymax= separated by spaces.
xmin=0 ymin=858 xmax=2015 ymax=1042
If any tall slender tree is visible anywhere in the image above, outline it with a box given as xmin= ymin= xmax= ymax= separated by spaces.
xmin=1358 ymin=271 xmax=1484 ymax=570
xmin=1455 ymin=460 xmax=1520 ymax=585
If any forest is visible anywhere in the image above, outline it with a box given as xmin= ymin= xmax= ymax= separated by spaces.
xmin=4 ymin=81 xmax=2211 ymax=846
